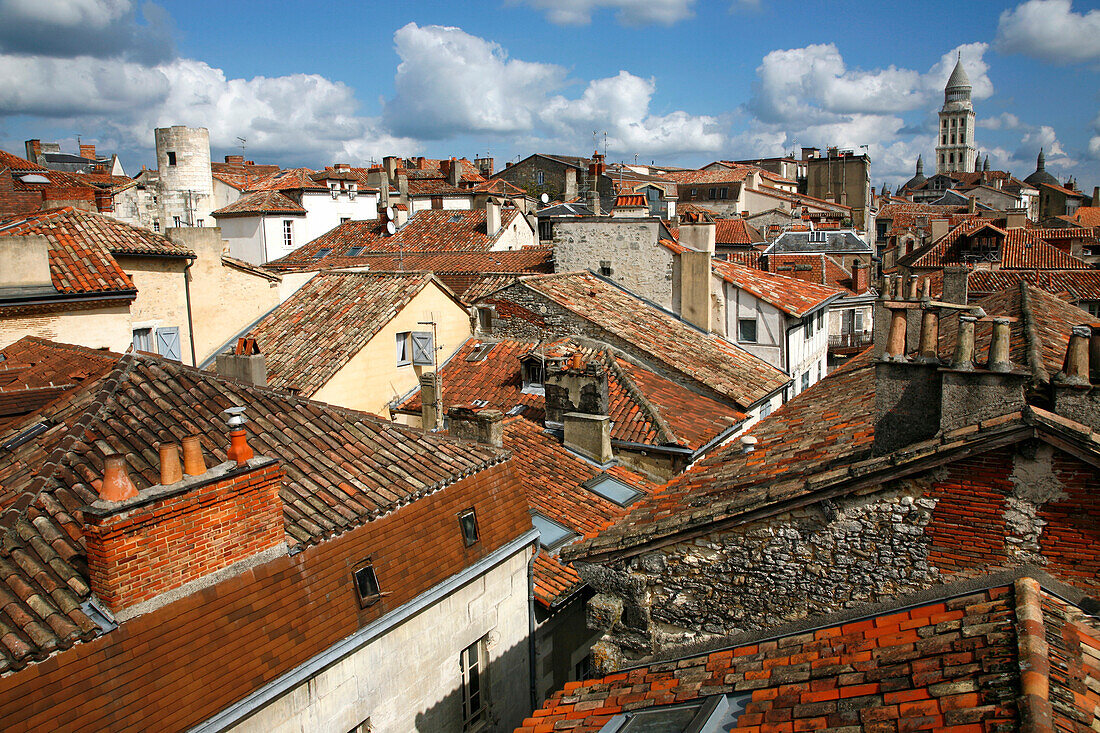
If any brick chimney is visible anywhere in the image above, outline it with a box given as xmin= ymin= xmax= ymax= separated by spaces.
xmin=851 ymin=261 xmax=868 ymax=294
xmin=24 ymin=139 xmax=43 ymax=165
xmin=79 ymin=144 xmax=96 ymax=160
xmin=383 ymin=156 xmax=399 ymax=179
xmin=224 ymin=155 xmax=244 ymax=164
xmin=215 ymin=337 xmax=267 ymax=386
xmin=1052 ymin=324 xmax=1100 ymax=431
xmin=447 ymin=405 xmax=504 ymax=447
xmin=82 ymin=430 xmax=285 ymax=616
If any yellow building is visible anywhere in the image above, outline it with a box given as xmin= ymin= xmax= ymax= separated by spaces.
xmin=225 ymin=271 xmax=472 ymax=415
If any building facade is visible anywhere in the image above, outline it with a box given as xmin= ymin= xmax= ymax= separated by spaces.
xmin=936 ymin=58 xmax=977 ymax=174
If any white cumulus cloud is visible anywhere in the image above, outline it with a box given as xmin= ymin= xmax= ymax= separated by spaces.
xmin=514 ymin=0 xmax=694 ymax=26
xmin=996 ymin=0 xmax=1100 ymax=64
xmin=0 ymin=0 xmax=173 ymax=63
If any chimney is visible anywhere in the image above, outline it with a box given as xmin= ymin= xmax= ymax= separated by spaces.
xmin=930 ymin=218 xmax=950 ymax=243
xmin=334 ymin=162 xmax=351 ymax=172
xmin=224 ymin=155 xmax=244 ymax=164
xmin=447 ymin=406 xmax=504 ymax=448
xmin=215 ymin=337 xmax=267 ymax=386
xmin=851 ymin=261 xmax=868 ymax=294
xmin=564 ymin=167 xmax=578 ymax=200
xmin=79 ymin=144 xmax=96 ymax=160
xmin=446 ymin=157 xmax=461 ymax=187
xmin=543 ymin=354 xmax=610 ymax=425
xmin=395 ymin=204 xmax=409 ymax=228
xmin=587 ymin=187 xmax=602 ymax=216
xmin=1005 ymin=208 xmax=1026 ymax=229
xmin=419 ymin=371 xmax=442 ymax=430
xmin=1052 ymin=325 xmax=1100 ymax=431
xmin=941 ymin=266 xmax=969 ymax=305
xmin=475 ymin=156 xmax=494 ymax=177
xmin=24 ymin=139 xmax=43 ymax=164
xmin=679 ymin=219 xmax=716 ymax=256
xmin=486 ymin=197 xmax=502 ymax=237
xmin=396 ymin=171 xmax=409 ymax=203
xmin=967 ymin=196 xmax=977 ymax=214
xmin=564 ymin=413 xmax=612 ymax=464
xmin=678 ymin=249 xmax=713 ymax=332
xmin=383 ymin=156 xmax=399 ymax=179
xmin=82 ymin=432 xmax=285 ymax=616
xmin=0 ymin=235 xmax=54 ymax=294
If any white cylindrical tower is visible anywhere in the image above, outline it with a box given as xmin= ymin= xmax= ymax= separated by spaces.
xmin=155 ymin=125 xmax=214 ymax=228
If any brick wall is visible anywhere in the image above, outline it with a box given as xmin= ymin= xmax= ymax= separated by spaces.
xmin=579 ymin=444 xmax=1099 ymax=669
xmin=0 ymin=460 xmax=531 ymax=731
xmin=83 ymin=460 xmax=285 ymax=611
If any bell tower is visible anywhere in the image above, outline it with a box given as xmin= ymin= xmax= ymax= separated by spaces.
xmin=936 ymin=56 xmax=977 ymax=175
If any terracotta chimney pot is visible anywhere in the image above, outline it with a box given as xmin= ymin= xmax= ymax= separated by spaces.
xmin=952 ymin=316 xmax=977 ymax=371
xmin=987 ymin=318 xmax=1013 ymax=373
xmin=100 ymin=454 xmax=138 ymax=502
xmin=884 ymin=308 xmax=908 ymax=361
xmin=158 ymin=443 xmax=183 ymax=485
xmin=1058 ymin=325 xmax=1091 ymax=385
xmin=916 ymin=309 xmax=940 ymax=363
xmin=181 ymin=434 xmax=206 ymax=475
xmin=226 ymin=427 xmax=254 ymax=465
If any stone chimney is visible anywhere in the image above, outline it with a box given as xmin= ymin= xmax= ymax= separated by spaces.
xmin=82 ymin=429 xmax=285 ymax=617
xmin=930 ymin=218 xmax=950 ymax=243
xmin=678 ymin=249 xmax=713 ymax=333
xmin=24 ymin=139 xmax=43 ymax=165
xmin=851 ymin=261 xmax=868 ymax=294
xmin=447 ymin=406 xmax=504 ymax=447
xmin=446 ymin=157 xmax=461 ymax=187
xmin=873 ymin=307 xmax=1028 ymax=455
xmin=79 ymin=144 xmax=96 ymax=160
xmin=383 ymin=156 xmax=399 ymax=179
xmin=215 ymin=337 xmax=267 ymax=387
xmin=941 ymin=266 xmax=970 ymax=305
xmin=1004 ymin=208 xmax=1026 ymax=229
xmin=564 ymin=168 xmax=578 ymax=200
xmin=486 ymin=197 xmax=502 ymax=237
xmin=1052 ymin=325 xmax=1100 ymax=431
xmin=543 ymin=353 xmax=610 ymax=426
xmin=678 ymin=218 xmax=716 ymax=256
xmin=587 ymin=187 xmax=602 ymax=216
xmin=0 ymin=235 xmax=55 ymax=295
xmin=564 ymin=413 xmax=612 ymax=464
xmin=419 ymin=371 xmax=442 ymax=430
xmin=967 ymin=196 xmax=977 ymax=214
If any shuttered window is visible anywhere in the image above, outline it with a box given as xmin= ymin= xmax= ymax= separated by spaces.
xmin=410 ymin=331 xmax=434 ymax=366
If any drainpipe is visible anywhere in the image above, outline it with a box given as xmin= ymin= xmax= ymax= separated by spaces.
xmin=183 ymin=256 xmax=198 ymax=366
xmin=527 ymin=546 xmax=538 ymax=712
xmin=784 ymin=318 xmax=803 ymax=399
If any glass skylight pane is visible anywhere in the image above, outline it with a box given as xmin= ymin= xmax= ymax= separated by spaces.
xmin=588 ymin=476 xmax=641 ymax=506
xmin=532 ymin=514 xmax=576 ymax=550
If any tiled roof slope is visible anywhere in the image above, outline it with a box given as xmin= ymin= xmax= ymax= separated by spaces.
xmin=925 ymin=268 xmax=1100 ymax=305
xmin=517 ymin=582 xmax=1083 ymax=733
xmin=211 ymin=189 xmax=306 ymax=217
xmin=0 ymin=149 xmax=47 ymax=171
xmin=394 ymin=338 xmax=744 ymax=451
xmin=244 ymin=271 xmax=441 ymax=396
xmin=900 ymin=221 xmax=1092 ymax=270
xmin=0 ymin=206 xmax=191 ymax=259
xmin=711 ymin=258 xmax=842 ymax=317
xmin=490 ymin=273 xmax=790 ymax=409
xmin=767 ymin=253 xmax=862 ymax=295
xmin=0 ymin=348 xmax=508 ymax=671
xmin=714 ymin=218 xmax=763 ymax=245
xmin=245 ymin=167 xmax=328 ymax=192
xmin=1067 ymin=206 xmax=1100 ymax=228
xmin=265 ymin=209 xmax=522 ymax=268
xmin=0 ymin=337 xmax=119 ymax=429
xmin=267 ymin=245 xmax=552 ymax=278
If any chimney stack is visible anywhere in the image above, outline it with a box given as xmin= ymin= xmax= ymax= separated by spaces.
xmin=543 ymin=353 xmax=610 ymax=425
xmin=419 ymin=371 xmax=443 ymax=431
xmin=486 ymin=197 xmax=502 ymax=237
xmin=24 ymin=139 xmax=42 ymax=164
xmin=383 ymin=156 xmax=399 ymax=179
xmin=851 ymin=262 xmax=868 ymax=294
xmin=941 ymin=266 xmax=969 ymax=305
xmin=0 ymin=235 xmax=54 ymax=294
xmin=930 ymin=218 xmax=950 ymax=243
xmin=564 ymin=413 xmax=612 ymax=464
xmin=225 ymin=155 xmax=244 ymax=164
xmin=1052 ymin=325 xmax=1100 ymax=430
xmin=446 ymin=157 xmax=461 ymax=187
xmin=564 ymin=168 xmax=578 ymax=200
xmin=182 ymin=434 xmax=206 ymax=475
xmin=215 ymin=337 xmax=267 ymax=387
xmin=447 ymin=406 xmax=504 ymax=448
xmin=79 ymin=144 xmax=96 ymax=161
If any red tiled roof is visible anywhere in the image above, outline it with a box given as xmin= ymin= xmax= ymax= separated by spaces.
xmin=245 ymin=167 xmax=329 ymax=192
xmin=613 ymin=193 xmax=646 ymax=208
xmin=877 ymin=202 xmax=965 ymax=220
xmin=517 ymin=584 xmax=1068 ymax=732
xmin=901 ymin=221 xmax=1093 ymax=270
xmin=925 ymin=268 xmax=1100 ymax=304
xmin=211 ymin=189 xmax=306 ymax=217
xmin=265 ymin=209 xmax=523 ymax=268
xmin=1038 ymin=181 xmax=1087 ymax=199
xmin=664 ymin=167 xmax=753 ymax=185
xmin=766 ymin=253 xmax=861 ymax=294
xmin=268 ymin=246 xmax=552 ymax=279
xmin=244 ymin=272 xmax=444 ymax=396
xmin=0 ymin=337 xmax=119 ymax=429
xmin=714 ymin=218 xmax=763 ymax=245
xmin=0 ymin=347 xmax=510 ymax=673
xmin=0 ymin=149 xmax=48 ymax=171
xmin=711 ymin=258 xmax=842 ymax=317
xmin=1068 ymin=207 xmax=1100 ymax=228
xmin=497 ymin=272 xmax=790 ymax=409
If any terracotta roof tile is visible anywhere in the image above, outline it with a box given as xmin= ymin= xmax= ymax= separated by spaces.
xmin=711 ymin=259 xmax=842 ymax=317
xmin=211 ymin=190 xmax=306 ymax=217
xmin=714 ymin=218 xmax=763 ymax=245
xmin=901 ymin=221 xmax=1092 ymax=270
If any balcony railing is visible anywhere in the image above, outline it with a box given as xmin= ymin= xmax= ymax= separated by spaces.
xmin=828 ymin=331 xmax=873 ymax=349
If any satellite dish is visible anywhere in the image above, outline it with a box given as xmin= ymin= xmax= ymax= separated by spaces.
xmin=384 ymin=205 xmax=394 ymax=221
xmin=386 ymin=220 xmax=396 ymax=236
xmin=540 ymin=193 xmax=550 ymax=204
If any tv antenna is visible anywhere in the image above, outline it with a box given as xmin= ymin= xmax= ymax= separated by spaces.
xmin=236 ymin=137 xmax=246 ymax=154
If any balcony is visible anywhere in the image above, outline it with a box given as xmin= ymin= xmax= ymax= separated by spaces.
xmin=828 ymin=331 xmax=873 ymax=351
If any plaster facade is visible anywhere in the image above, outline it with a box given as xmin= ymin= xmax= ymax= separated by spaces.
xmin=229 ymin=547 xmax=533 ymax=733
xmin=116 ymin=254 xmax=193 ymax=362
xmin=0 ymin=303 xmax=132 ymax=351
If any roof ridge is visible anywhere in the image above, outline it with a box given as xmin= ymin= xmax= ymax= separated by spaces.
xmin=603 ymin=353 xmax=679 ymax=446
xmin=1017 ymin=282 xmax=1050 ymax=386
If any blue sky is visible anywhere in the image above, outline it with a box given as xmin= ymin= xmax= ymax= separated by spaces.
xmin=1 ymin=0 xmax=1098 ymax=189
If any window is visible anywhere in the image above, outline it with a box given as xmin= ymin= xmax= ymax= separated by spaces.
xmin=854 ymin=308 xmax=864 ymax=332
xmin=708 ymin=187 xmax=717 ymax=200
xmin=346 ymin=719 xmax=370 ymax=733
xmin=585 ymin=474 xmax=642 ymax=506
xmin=466 ymin=342 xmax=495 ymax=362
xmin=536 ymin=170 xmax=545 ymax=185
xmin=522 ymin=359 xmax=545 ymax=391
xmin=345 ymin=246 xmax=364 ymax=257
xmin=801 ymin=372 xmax=810 ymax=391
xmin=132 ymin=327 xmax=153 ymax=352
xmin=166 ymin=151 xmax=176 ymax=166
xmin=942 ymin=135 xmax=947 ymax=145
xmin=738 ymin=318 xmax=758 ymax=343
xmin=532 ymin=513 xmax=578 ymax=550
xmin=312 ymin=247 xmax=333 ymax=260
xmin=396 ymin=331 xmax=434 ymax=366
xmin=283 ymin=220 xmax=294 ymax=249
xmin=396 ymin=332 xmax=411 ymax=365
xmin=353 ymin=561 xmax=381 ymax=607
xmin=458 ymin=509 xmax=480 ymax=546
xmin=1085 ymin=302 xmax=1100 ymax=317
xmin=598 ymin=694 xmax=749 ymax=733
xmin=461 ymin=638 xmax=489 ymax=730
xmin=719 ymin=187 xmax=728 ymax=199
xmin=173 ymin=216 xmax=181 ymax=227
xmin=760 ymin=400 xmax=773 ymax=419
xmin=817 ymin=311 xmax=823 ymax=328
xmin=599 ymin=260 xmax=613 ymax=277
xmin=477 ymin=307 xmax=493 ymax=330
xmin=690 ymin=188 xmax=697 ymax=198
xmin=805 ymin=316 xmax=814 ymax=338
xmin=196 ymin=219 xmax=204 ymax=227
xmin=152 ymin=221 xmax=160 ymax=233
xmin=341 ymin=217 xmax=351 ymax=224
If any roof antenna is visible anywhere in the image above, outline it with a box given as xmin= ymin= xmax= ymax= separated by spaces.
xmin=236 ymin=136 xmax=247 ymax=154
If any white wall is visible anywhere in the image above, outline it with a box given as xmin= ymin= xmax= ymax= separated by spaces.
xmin=221 ymin=217 xmax=266 ymax=264
xmin=492 ymin=213 xmax=537 ymax=251
xmin=229 ymin=546 xmax=533 ymax=733
xmin=786 ymin=306 xmax=830 ymax=397
xmin=299 ymin=189 xmax=380 ymax=243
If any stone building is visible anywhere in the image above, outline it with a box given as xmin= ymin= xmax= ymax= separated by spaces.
xmin=936 ymin=57 xmax=977 ymax=174
xmin=802 ymin=147 xmax=872 ymax=230
xmin=558 ymin=282 xmax=1099 ymax=671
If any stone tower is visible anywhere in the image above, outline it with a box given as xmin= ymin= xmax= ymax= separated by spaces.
xmin=155 ymin=126 xmax=214 ymax=229
xmin=936 ymin=57 xmax=977 ymax=175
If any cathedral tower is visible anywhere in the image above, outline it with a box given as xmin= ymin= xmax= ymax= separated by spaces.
xmin=936 ymin=56 xmax=977 ymax=174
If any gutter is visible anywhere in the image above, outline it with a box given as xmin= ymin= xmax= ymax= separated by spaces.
xmin=190 ymin=528 xmax=540 ymax=733
xmin=0 ymin=289 xmax=138 ymax=309
xmin=528 ymin=547 xmax=539 ymax=712
xmin=183 ymin=258 xmax=197 ymax=366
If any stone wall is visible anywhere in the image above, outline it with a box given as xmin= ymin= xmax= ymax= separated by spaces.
xmin=495 ymin=156 xmax=580 ymax=202
xmin=577 ymin=444 xmax=1099 ymax=671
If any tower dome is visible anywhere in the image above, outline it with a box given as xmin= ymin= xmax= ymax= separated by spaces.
xmin=944 ymin=57 xmax=972 ymax=105
xmin=1024 ymin=148 xmax=1058 ymax=186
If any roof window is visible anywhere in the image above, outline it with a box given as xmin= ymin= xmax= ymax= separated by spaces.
xmin=458 ymin=509 xmax=480 ymax=547
xmin=19 ymin=174 xmax=49 ymax=184
xmin=2 ymin=420 xmax=51 ymax=451
xmin=449 ymin=214 xmax=464 ymax=223
xmin=597 ymin=694 xmax=749 ymax=733
xmin=466 ymin=342 xmax=496 ymax=362
xmin=313 ymin=247 xmax=333 ymax=260
xmin=506 ymin=405 xmax=525 ymax=416
xmin=345 ymin=246 xmax=364 ymax=257
xmin=532 ymin=513 xmax=578 ymax=551
xmin=584 ymin=474 xmax=642 ymax=506
xmin=470 ymin=399 xmax=489 ymax=408
xmin=353 ymin=561 xmax=381 ymax=607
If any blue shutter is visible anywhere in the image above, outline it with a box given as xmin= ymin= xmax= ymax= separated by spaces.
xmin=156 ymin=327 xmax=182 ymax=361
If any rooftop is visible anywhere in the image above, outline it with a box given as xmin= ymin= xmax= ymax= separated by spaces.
xmin=710 ymin=258 xmax=843 ymax=317
xmin=899 ymin=221 xmax=1093 ymax=270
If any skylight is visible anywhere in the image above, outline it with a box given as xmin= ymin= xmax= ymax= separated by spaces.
xmin=345 ymin=246 xmax=364 ymax=256
xmin=313 ymin=247 xmax=333 ymax=259
xmin=531 ymin=514 xmax=578 ymax=551
xmin=466 ymin=342 xmax=495 ymax=362
xmin=585 ymin=474 xmax=642 ymax=506
xmin=19 ymin=174 xmax=50 ymax=184
xmin=2 ymin=420 xmax=51 ymax=452
xmin=448 ymin=214 xmax=464 ymax=223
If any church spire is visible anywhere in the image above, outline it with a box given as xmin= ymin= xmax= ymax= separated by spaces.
xmin=916 ymin=155 xmax=924 ymax=175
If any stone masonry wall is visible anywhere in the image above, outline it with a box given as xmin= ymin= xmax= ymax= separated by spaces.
xmin=579 ymin=444 xmax=1099 ymax=671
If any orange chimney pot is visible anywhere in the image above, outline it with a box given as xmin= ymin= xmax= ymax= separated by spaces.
xmin=100 ymin=454 xmax=138 ymax=502
xmin=182 ymin=434 xmax=206 ymax=475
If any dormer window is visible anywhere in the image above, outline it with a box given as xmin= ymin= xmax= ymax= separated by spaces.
xmin=353 ymin=560 xmax=381 ymax=607
xmin=521 ymin=358 xmax=545 ymax=395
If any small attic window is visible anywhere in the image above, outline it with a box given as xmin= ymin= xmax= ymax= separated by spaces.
xmin=458 ymin=509 xmax=480 ymax=547
xmin=449 ymin=214 xmax=464 ymax=223
xmin=532 ymin=513 xmax=578 ymax=551
xmin=353 ymin=561 xmax=381 ymax=607
xmin=346 ymin=246 xmax=364 ymax=257
xmin=313 ymin=247 xmax=333 ymax=260
xmin=584 ymin=474 xmax=642 ymax=507
xmin=466 ymin=342 xmax=495 ymax=362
